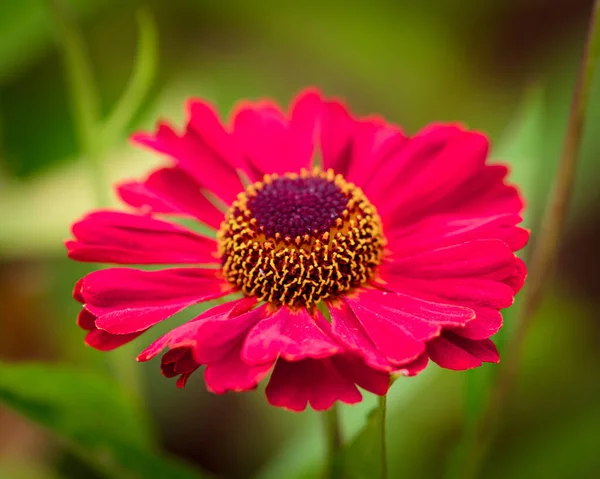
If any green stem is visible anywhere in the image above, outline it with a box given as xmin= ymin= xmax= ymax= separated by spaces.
xmin=378 ymin=394 xmax=388 ymax=479
xmin=324 ymin=404 xmax=343 ymax=479
xmin=48 ymin=0 xmax=142 ymax=396
xmin=459 ymin=1 xmax=600 ymax=477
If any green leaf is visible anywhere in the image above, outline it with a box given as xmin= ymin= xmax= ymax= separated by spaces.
xmin=0 ymin=362 xmax=207 ymax=479
xmin=340 ymin=398 xmax=385 ymax=479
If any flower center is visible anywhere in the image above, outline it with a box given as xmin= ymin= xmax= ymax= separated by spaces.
xmin=217 ymin=168 xmax=386 ymax=309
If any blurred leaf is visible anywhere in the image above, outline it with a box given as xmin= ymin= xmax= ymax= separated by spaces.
xmin=0 ymin=362 xmax=207 ymax=479
xmin=340 ymin=400 xmax=384 ymax=479
xmin=0 ymin=460 xmax=64 ymax=479
xmin=492 ymin=86 xmax=545 ymax=227
xmin=102 ymin=7 xmax=158 ymax=146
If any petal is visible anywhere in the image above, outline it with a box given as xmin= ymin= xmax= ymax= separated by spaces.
xmin=285 ymin=88 xmax=322 ymax=172
xmin=332 ymin=355 xmax=391 ymax=396
xmin=77 ymin=309 xmax=96 ymax=330
xmin=232 ymin=100 xmax=289 ymax=176
xmin=451 ymin=307 xmax=503 ymax=340
xmin=394 ymin=354 xmax=429 ymax=377
xmin=204 ymin=345 xmax=273 ymax=394
xmin=427 ymin=332 xmax=499 ymax=370
xmin=242 ymin=307 xmax=341 ymax=364
xmin=386 ymin=239 xmax=517 ymax=280
xmin=319 ymin=99 xmax=407 ymax=184
xmin=506 ymin=257 xmax=527 ymax=293
xmin=377 ymin=129 xmax=489 ymax=222
xmin=160 ymin=347 xmax=200 ymax=388
xmin=327 ymin=299 xmax=393 ymax=371
xmin=386 ymin=213 xmax=529 ymax=255
xmin=364 ymin=123 xmax=463 ymax=207
xmin=344 ymin=296 xmax=430 ymax=365
xmin=67 ymin=211 xmax=218 ymax=264
xmin=265 ymin=357 xmax=363 ymax=412
xmin=320 ymin=99 xmax=356 ymax=175
xmin=343 ymin=118 xmax=407 ymax=187
xmin=193 ymin=304 xmax=266 ymax=364
xmin=84 ymin=329 xmax=143 ymax=351
xmin=77 ymin=267 xmax=231 ymax=334
xmin=382 ymin=276 xmax=516 ymax=309
xmin=186 ymin=98 xmax=243 ymax=170
xmin=447 ymin=164 xmax=524 ymax=217
xmin=117 ymin=167 xmax=224 ymax=230
xmin=356 ymin=289 xmax=475 ymax=326
xmin=136 ymin=298 xmax=255 ymax=362
xmin=132 ymin=107 xmax=244 ymax=205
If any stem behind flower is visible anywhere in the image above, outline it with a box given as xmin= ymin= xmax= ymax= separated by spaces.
xmin=324 ymin=404 xmax=343 ymax=479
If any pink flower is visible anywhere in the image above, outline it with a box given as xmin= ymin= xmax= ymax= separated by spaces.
xmin=67 ymin=88 xmax=528 ymax=411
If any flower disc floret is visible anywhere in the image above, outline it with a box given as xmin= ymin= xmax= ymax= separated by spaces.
xmin=217 ymin=168 xmax=386 ymax=308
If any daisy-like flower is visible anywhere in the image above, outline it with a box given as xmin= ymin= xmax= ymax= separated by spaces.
xmin=67 ymin=88 xmax=528 ymax=411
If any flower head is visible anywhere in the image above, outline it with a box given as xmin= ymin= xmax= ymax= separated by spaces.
xmin=67 ymin=88 xmax=528 ymax=411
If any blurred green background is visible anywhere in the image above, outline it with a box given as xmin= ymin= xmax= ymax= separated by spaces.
xmin=1 ymin=0 xmax=599 ymax=478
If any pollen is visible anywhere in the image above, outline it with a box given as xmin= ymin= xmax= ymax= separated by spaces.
xmin=217 ymin=168 xmax=386 ymax=309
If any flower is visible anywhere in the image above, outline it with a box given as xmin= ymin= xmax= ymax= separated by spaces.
xmin=67 ymin=88 xmax=528 ymax=411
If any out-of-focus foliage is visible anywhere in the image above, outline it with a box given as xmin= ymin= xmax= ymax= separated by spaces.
xmin=0 ymin=362 xmax=207 ymax=479
xmin=1 ymin=0 xmax=599 ymax=478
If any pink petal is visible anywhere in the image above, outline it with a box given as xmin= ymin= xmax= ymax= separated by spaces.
xmin=343 ymin=118 xmax=407 ymax=187
xmin=386 ymin=239 xmax=517 ymax=280
xmin=320 ymin=99 xmax=356 ymax=176
xmin=332 ymin=355 xmax=391 ymax=396
xmin=344 ymin=297 xmax=428 ymax=365
xmin=232 ymin=100 xmax=289 ymax=176
xmin=427 ymin=332 xmax=499 ymax=370
xmin=204 ymin=345 xmax=273 ymax=394
xmin=160 ymin=347 xmax=200 ymax=387
xmin=265 ymin=357 xmax=363 ymax=412
xmin=377 ymin=129 xmax=489 ymax=222
xmin=136 ymin=298 xmax=255 ymax=362
xmin=451 ymin=307 xmax=503 ymax=340
xmin=193 ymin=304 xmax=267 ymax=363
xmin=67 ymin=210 xmax=218 ymax=264
xmin=242 ymin=307 xmax=341 ymax=365
xmin=394 ymin=354 xmax=429 ymax=377
xmin=186 ymin=98 xmax=243 ymax=170
xmin=285 ymin=88 xmax=322 ymax=172
xmin=364 ymin=123 xmax=463 ymax=206
xmin=85 ymin=329 xmax=143 ymax=351
xmin=506 ymin=257 xmax=527 ymax=293
xmin=327 ymin=299 xmax=393 ymax=371
xmin=131 ymin=109 xmax=244 ymax=205
xmin=117 ymin=167 xmax=224 ymax=230
xmin=448 ymin=165 xmax=524 ymax=217
xmin=384 ymin=276 xmax=516 ymax=309
xmin=319 ymin=99 xmax=407 ymax=184
xmin=357 ymin=289 xmax=475 ymax=326
xmin=77 ymin=267 xmax=231 ymax=334
xmin=386 ymin=213 xmax=529 ymax=255
xmin=77 ymin=309 xmax=96 ymax=331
